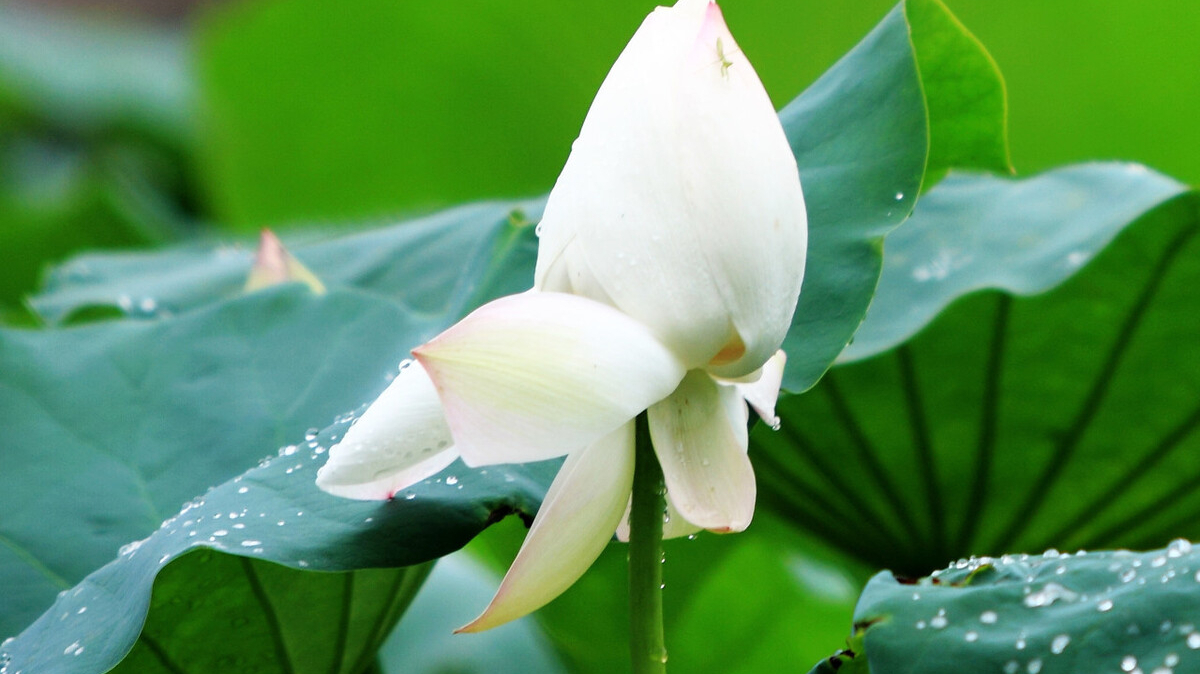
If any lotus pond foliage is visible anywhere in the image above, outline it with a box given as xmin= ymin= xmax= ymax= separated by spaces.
xmin=0 ymin=0 xmax=1197 ymax=673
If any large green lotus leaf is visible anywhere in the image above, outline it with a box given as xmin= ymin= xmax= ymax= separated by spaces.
xmin=114 ymin=548 xmax=563 ymax=674
xmin=778 ymin=0 xmax=1007 ymax=389
xmin=30 ymin=200 xmax=540 ymax=327
xmin=842 ymin=164 xmax=1187 ymax=362
xmin=0 ymin=287 xmax=557 ymax=672
xmin=905 ymin=0 xmax=1010 ymax=182
xmin=754 ymin=164 xmax=1199 ymax=578
xmin=812 ymin=540 xmax=1200 ymax=674
xmin=108 ymin=555 xmax=431 ymax=674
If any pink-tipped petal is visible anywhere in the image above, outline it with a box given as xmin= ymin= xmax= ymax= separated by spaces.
xmin=458 ymin=422 xmax=636 ymax=632
xmin=648 ymin=370 xmax=755 ymax=532
xmin=316 ymin=362 xmax=457 ymax=500
xmin=415 ymin=292 xmax=685 ymax=467
xmin=735 ymin=349 xmax=787 ymax=427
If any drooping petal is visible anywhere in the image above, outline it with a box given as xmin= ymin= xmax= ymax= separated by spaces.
xmin=316 ymin=362 xmax=457 ymax=500
xmin=615 ymin=492 xmax=703 ymax=542
xmin=415 ymin=292 xmax=686 ymax=466
xmin=734 ymin=349 xmax=786 ymax=427
xmin=458 ymin=422 xmax=636 ymax=633
xmin=648 ymin=369 xmax=755 ymax=532
xmin=534 ymin=0 xmax=806 ymax=377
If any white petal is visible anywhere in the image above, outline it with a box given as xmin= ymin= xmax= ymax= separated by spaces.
xmin=316 ymin=362 xmax=457 ymax=500
xmin=458 ymin=422 xmax=635 ymax=632
xmin=648 ymin=369 xmax=755 ymax=532
xmin=734 ymin=349 xmax=786 ymax=427
xmin=415 ymin=292 xmax=685 ymax=466
xmin=534 ymin=0 xmax=806 ymax=377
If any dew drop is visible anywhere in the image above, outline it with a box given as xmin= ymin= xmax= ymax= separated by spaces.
xmin=965 ymin=631 xmax=979 ymax=642
xmin=1023 ymin=582 xmax=1077 ymax=607
xmin=1051 ymin=635 xmax=1070 ymax=654
xmin=895 ymin=192 xmax=905 ymax=200
xmin=1123 ymin=656 xmax=1139 ymax=672
xmin=930 ymin=610 xmax=948 ymax=629
xmin=237 ymin=486 xmax=249 ymax=494
xmin=445 ymin=476 xmax=459 ymax=486
xmin=1168 ymin=539 xmax=1193 ymax=557
xmin=980 ymin=610 xmax=998 ymax=624
xmin=1004 ymin=661 xmax=1020 ymax=674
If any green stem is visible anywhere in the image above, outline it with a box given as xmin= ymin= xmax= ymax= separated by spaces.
xmin=629 ymin=414 xmax=667 ymax=674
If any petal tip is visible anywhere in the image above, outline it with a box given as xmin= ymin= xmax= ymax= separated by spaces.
xmin=453 ymin=604 xmax=511 ymax=634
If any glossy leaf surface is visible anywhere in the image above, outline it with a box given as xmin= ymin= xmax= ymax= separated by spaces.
xmin=756 ymin=165 xmax=1199 ymax=578
xmin=818 ymin=540 xmax=1200 ymax=674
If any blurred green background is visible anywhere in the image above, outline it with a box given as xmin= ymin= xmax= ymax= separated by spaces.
xmin=1 ymin=0 xmax=1197 ymax=322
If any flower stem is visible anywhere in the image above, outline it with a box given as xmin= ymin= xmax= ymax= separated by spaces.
xmin=629 ymin=413 xmax=667 ymax=674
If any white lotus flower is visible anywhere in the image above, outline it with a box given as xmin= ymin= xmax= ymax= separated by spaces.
xmin=316 ymin=0 xmax=806 ymax=632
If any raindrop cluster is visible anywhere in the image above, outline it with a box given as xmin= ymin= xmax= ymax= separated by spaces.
xmin=873 ymin=540 xmax=1200 ymax=674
